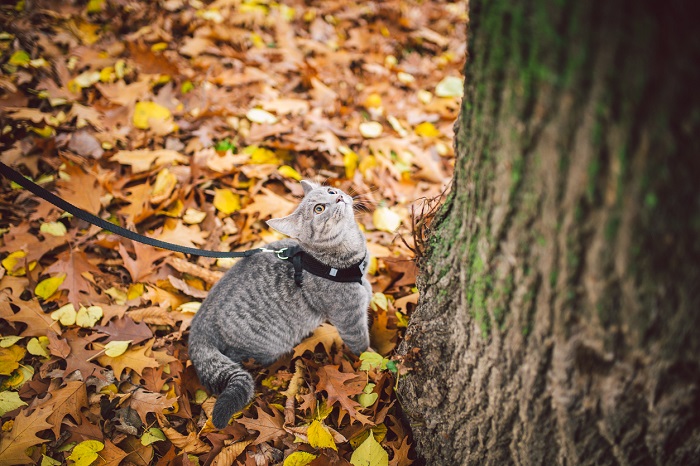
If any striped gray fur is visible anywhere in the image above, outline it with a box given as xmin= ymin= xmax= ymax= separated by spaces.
xmin=188 ymin=180 xmax=371 ymax=428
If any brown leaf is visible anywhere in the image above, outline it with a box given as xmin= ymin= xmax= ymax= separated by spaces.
xmin=60 ymin=329 xmax=108 ymax=381
xmin=40 ymin=380 xmax=89 ymax=437
xmin=46 ymin=249 xmax=102 ymax=305
xmin=128 ymin=388 xmax=177 ymax=424
xmin=316 ymin=366 xmax=372 ymax=425
xmin=94 ymin=440 xmax=129 ymax=466
xmin=0 ymin=407 xmax=53 ymax=465
xmin=237 ymin=406 xmax=288 ymax=445
xmin=94 ymin=316 xmax=153 ymax=345
xmin=161 ymin=426 xmax=210 ymax=454
xmin=293 ymin=323 xmax=343 ymax=358
xmin=370 ymin=309 xmax=398 ymax=355
xmin=0 ymin=296 xmax=60 ymax=336
xmin=96 ymin=340 xmax=160 ymax=378
xmin=240 ymin=187 xmax=296 ymax=220
xmin=210 ymin=439 xmax=253 ymax=466
xmin=118 ymin=242 xmax=170 ymax=282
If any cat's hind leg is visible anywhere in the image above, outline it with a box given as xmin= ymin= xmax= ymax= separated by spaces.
xmin=189 ymin=342 xmax=254 ymax=428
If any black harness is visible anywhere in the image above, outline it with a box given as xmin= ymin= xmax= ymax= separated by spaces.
xmin=276 ymin=245 xmax=368 ymax=286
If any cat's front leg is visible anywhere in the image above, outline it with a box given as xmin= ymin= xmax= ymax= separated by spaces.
xmin=329 ymin=305 xmax=370 ymax=356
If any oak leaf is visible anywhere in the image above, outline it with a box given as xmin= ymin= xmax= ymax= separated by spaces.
xmin=316 ymin=366 xmax=372 ymax=425
xmin=95 ymin=316 xmax=153 ymax=345
xmin=96 ymin=340 xmax=160 ymax=378
xmin=41 ymin=380 xmax=89 ymax=436
xmin=128 ymin=388 xmax=177 ymax=424
xmin=0 ymin=297 xmax=60 ymax=336
xmin=241 ymin=187 xmax=296 ymax=220
xmin=237 ymin=406 xmax=288 ymax=445
xmin=0 ymin=406 xmax=53 ymax=465
xmin=45 ymin=249 xmax=102 ymax=305
xmin=293 ymin=323 xmax=343 ymax=358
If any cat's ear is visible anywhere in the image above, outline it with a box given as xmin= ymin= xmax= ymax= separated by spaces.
xmin=300 ymin=180 xmax=317 ymax=195
xmin=266 ymin=213 xmax=300 ymax=238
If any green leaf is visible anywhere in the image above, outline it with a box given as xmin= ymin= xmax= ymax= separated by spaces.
xmin=141 ymin=427 xmax=167 ymax=445
xmin=283 ymin=451 xmax=318 ymax=466
xmin=9 ymin=50 xmax=31 ymax=66
xmin=35 ymin=273 xmax=66 ymax=300
xmin=67 ymin=439 xmax=104 ymax=466
xmin=350 ymin=431 xmax=388 ymax=466
xmin=359 ymin=352 xmax=386 ymax=371
xmin=0 ymin=390 xmax=27 ymax=416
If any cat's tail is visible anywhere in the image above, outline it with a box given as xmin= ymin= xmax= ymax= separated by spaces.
xmin=189 ymin=340 xmax=254 ymax=429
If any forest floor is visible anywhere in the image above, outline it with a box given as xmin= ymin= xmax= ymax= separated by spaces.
xmin=0 ymin=1 xmax=465 ymax=464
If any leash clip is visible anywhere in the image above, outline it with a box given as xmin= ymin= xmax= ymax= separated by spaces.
xmin=258 ymin=247 xmax=290 ymax=259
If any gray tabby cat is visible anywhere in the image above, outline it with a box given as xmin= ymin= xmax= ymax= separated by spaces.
xmin=188 ymin=180 xmax=371 ymax=428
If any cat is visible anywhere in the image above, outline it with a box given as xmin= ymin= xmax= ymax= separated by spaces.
xmin=188 ymin=180 xmax=372 ymax=428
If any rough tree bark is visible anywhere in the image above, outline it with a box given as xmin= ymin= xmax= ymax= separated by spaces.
xmin=397 ymin=0 xmax=700 ymax=464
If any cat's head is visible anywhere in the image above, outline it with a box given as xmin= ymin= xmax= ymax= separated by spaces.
xmin=266 ymin=180 xmax=363 ymax=254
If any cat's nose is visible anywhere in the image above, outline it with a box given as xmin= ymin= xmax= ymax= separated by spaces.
xmin=336 ymin=195 xmax=344 ymax=203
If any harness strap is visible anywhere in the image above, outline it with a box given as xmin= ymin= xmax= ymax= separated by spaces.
xmin=0 ymin=161 xmax=259 ymax=259
xmin=280 ymin=245 xmax=367 ymax=287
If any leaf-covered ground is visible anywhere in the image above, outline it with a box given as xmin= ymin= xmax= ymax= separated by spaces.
xmin=0 ymin=1 xmax=465 ymax=464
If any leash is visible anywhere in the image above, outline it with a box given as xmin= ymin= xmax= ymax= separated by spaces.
xmin=0 ymin=161 xmax=368 ymax=285
xmin=0 ymin=161 xmax=267 ymax=259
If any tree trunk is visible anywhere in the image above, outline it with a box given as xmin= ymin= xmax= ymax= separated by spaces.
xmin=397 ymin=1 xmax=700 ymax=464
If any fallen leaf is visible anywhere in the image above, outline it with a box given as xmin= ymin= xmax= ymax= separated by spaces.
xmin=237 ymin=406 xmax=288 ymax=445
xmin=0 ymin=407 xmax=53 ymax=465
xmin=67 ymin=439 xmax=104 ymax=466
xmin=112 ymin=149 xmax=188 ymax=173
xmin=0 ymin=391 xmax=27 ymax=416
xmin=350 ymin=431 xmax=388 ymax=466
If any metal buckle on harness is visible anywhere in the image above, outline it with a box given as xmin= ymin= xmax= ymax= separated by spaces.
xmin=259 ymin=247 xmax=290 ymax=259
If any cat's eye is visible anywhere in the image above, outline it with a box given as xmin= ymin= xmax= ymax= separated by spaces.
xmin=314 ymin=204 xmax=326 ymax=214
xmin=328 ymin=189 xmax=337 ymax=195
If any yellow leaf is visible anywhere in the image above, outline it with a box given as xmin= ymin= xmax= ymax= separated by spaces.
xmin=417 ymin=89 xmax=433 ymax=104
xmin=213 ymin=188 xmax=241 ymax=215
xmin=141 ymin=427 xmax=167 ymax=446
xmin=39 ymin=221 xmax=67 ymax=237
xmin=414 ymin=121 xmax=441 ymax=138
xmin=133 ymin=101 xmax=172 ymax=130
xmin=127 ymin=283 xmax=145 ymax=300
xmin=9 ymin=50 xmax=30 ymax=66
xmin=183 ymin=208 xmax=207 ymax=224
xmin=364 ymin=93 xmax=382 ymax=108
xmin=435 ymin=76 xmax=464 ymax=98
xmin=0 ymin=336 xmax=22 ymax=348
xmin=370 ymin=293 xmax=388 ymax=312
xmin=26 ymin=337 xmax=50 ymax=358
xmin=151 ymin=42 xmax=168 ymax=52
xmin=397 ymin=72 xmax=415 ymax=84
xmin=104 ymin=340 xmax=132 ymax=357
xmin=67 ymin=440 xmax=104 ymax=466
xmin=359 ymin=121 xmax=383 ymax=139
xmin=86 ymin=0 xmax=104 ymax=13
xmin=151 ymin=168 xmax=178 ymax=203
xmin=340 ymin=146 xmax=359 ymax=179
xmin=283 ymin=451 xmax=318 ymax=466
xmin=0 ymin=346 xmax=25 ymax=376
xmin=30 ymin=126 xmax=55 ymax=138
xmin=249 ymin=146 xmax=281 ymax=164
xmin=246 ymin=108 xmax=278 ymax=124
xmin=51 ymin=303 xmax=77 ymax=326
xmin=350 ymin=431 xmax=388 ymax=466
xmin=372 ymin=207 xmax=401 ymax=232
xmin=35 ymin=273 xmax=66 ymax=300
xmin=278 ymin=165 xmax=302 ymax=181
xmin=76 ymin=305 xmax=103 ymax=328
xmin=308 ymin=420 xmax=337 ymax=451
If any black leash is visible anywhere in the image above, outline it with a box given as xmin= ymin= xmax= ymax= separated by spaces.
xmin=0 ymin=161 xmax=262 ymax=259
xmin=0 ymin=161 xmax=368 ymax=285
